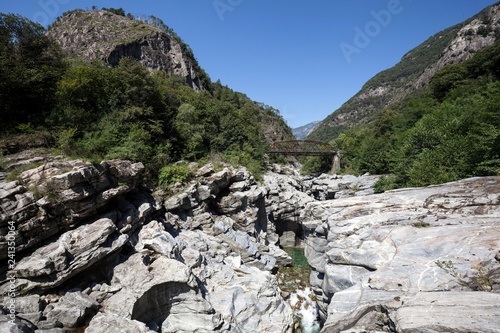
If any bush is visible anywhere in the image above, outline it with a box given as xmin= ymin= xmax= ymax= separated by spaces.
xmin=224 ymin=142 xmax=264 ymax=181
xmin=300 ymin=155 xmax=332 ymax=176
xmin=158 ymin=164 xmax=191 ymax=187
xmin=373 ymin=174 xmax=400 ymax=193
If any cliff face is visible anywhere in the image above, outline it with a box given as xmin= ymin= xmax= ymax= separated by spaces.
xmin=47 ymin=10 xmax=205 ymax=90
xmin=414 ymin=4 xmax=500 ymax=88
xmin=308 ymin=3 xmax=500 ymax=141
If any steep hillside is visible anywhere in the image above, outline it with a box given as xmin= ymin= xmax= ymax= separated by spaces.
xmin=308 ymin=2 xmax=500 ymax=142
xmin=328 ymin=38 xmax=500 ymax=187
xmin=47 ymin=9 xmax=209 ymax=90
xmin=292 ymin=121 xmax=320 ymax=140
xmin=1 ymin=9 xmax=294 ymax=183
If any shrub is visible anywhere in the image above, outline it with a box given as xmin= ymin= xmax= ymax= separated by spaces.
xmin=300 ymin=155 xmax=332 ymax=176
xmin=373 ymin=174 xmax=400 ymax=193
xmin=158 ymin=163 xmax=191 ymax=187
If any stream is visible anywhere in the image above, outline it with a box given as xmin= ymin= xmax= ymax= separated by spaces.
xmin=278 ymin=247 xmax=321 ymax=333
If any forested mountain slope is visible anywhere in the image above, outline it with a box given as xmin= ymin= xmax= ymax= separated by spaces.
xmin=0 ymin=9 xmax=294 ymax=183
xmin=333 ymin=38 xmax=500 ymax=189
xmin=308 ymin=2 xmax=500 ymax=142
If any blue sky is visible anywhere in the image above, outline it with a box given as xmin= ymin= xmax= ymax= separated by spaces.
xmin=1 ymin=0 xmax=498 ymax=128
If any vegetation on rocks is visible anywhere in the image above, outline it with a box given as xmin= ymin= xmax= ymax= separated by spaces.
xmin=0 ymin=11 xmax=293 ymax=187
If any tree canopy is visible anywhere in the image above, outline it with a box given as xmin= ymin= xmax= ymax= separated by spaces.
xmin=0 ymin=13 xmax=293 ymax=185
xmin=0 ymin=13 xmax=66 ymax=131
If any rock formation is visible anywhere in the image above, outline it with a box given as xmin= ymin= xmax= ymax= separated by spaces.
xmin=1 ymin=151 xmax=499 ymax=332
xmin=414 ymin=4 xmax=500 ymax=88
xmin=0 ymin=151 xmax=297 ymax=332
xmin=302 ymin=176 xmax=500 ymax=332
xmin=47 ymin=10 xmax=205 ymax=90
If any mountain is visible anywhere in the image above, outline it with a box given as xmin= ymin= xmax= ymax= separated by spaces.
xmin=47 ymin=9 xmax=210 ymax=91
xmin=292 ymin=121 xmax=320 ymax=140
xmin=45 ymin=9 xmax=293 ymax=145
xmin=308 ymin=2 xmax=500 ymax=142
xmin=1 ymin=9 xmax=295 ymax=180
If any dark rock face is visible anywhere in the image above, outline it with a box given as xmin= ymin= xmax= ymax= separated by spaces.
xmin=46 ymin=10 xmax=203 ymax=90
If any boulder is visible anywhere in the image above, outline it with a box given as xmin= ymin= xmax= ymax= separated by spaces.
xmin=206 ymin=263 xmax=293 ymax=333
xmin=6 ymin=217 xmax=127 ymax=293
xmin=43 ymin=291 xmax=98 ymax=328
xmin=85 ymin=313 xmax=156 ymax=333
xmin=0 ymin=315 xmax=36 ymax=333
xmin=102 ymin=253 xmax=225 ymax=331
xmin=10 ymin=295 xmax=44 ymax=327
xmin=136 ymin=220 xmax=179 ymax=257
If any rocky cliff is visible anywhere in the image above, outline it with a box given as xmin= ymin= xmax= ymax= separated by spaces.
xmin=47 ymin=10 xmax=207 ymax=91
xmin=308 ymin=3 xmax=500 ymax=141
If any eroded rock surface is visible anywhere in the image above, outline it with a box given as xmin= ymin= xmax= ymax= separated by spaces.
xmin=302 ymin=177 xmax=500 ymax=332
xmin=3 ymin=152 xmax=498 ymax=332
xmin=0 ymin=154 xmax=295 ymax=332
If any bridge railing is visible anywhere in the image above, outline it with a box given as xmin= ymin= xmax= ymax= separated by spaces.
xmin=268 ymin=140 xmax=341 ymax=172
xmin=268 ymin=140 xmax=337 ymax=156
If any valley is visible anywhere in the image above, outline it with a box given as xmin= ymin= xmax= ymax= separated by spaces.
xmin=1 ymin=3 xmax=500 ymax=332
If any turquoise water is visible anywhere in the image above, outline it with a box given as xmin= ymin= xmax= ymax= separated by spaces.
xmin=282 ymin=248 xmax=321 ymax=333
xmin=284 ymin=247 xmax=309 ymax=268
xmin=281 ymin=247 xmax=311 ymax=292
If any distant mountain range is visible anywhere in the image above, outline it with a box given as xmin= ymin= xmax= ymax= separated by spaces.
xmin=292 ymin=121 xmax=320 ymax=140
xmin=308 ymin=2 xmax=500 ymax=142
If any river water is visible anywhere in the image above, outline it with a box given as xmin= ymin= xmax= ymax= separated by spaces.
xmin=279 ymin=247 xmax=321 ymax=333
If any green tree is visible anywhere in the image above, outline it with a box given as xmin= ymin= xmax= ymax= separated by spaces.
xmin=0 ymin=13 xmax=65 ymax=132
xmin=50 ymin=60 xmax=113 ymax=129
xmin=392 ymin=83 xmax=500 ymax=186
xmin=429 ymin=64 xmax=468 ymax=101
xmin=101 ymin=7 xmax=126 ymax=16
xmin=300 ymin=155 xmax=333 ymax=176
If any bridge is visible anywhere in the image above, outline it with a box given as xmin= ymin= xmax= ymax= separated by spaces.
xmin=268 ymin=140 xmax=340 ymax=172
